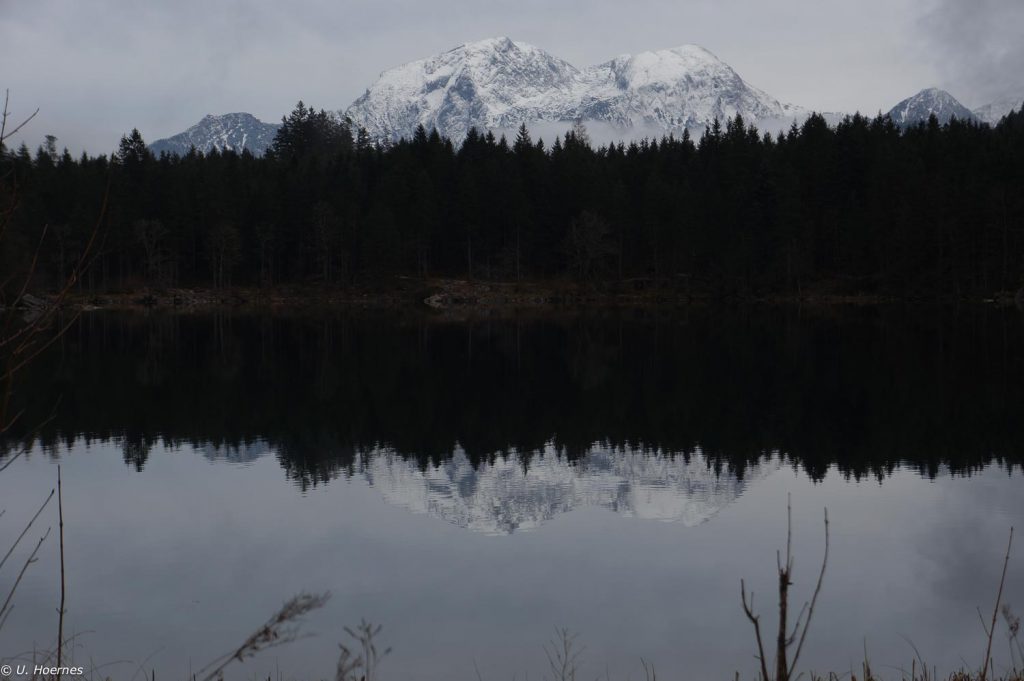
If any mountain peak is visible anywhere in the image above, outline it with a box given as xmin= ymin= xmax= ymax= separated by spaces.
xmin=198 ymin=112 xmax=259 ymax=124
xmin=459 ymin=36 xmax=519 ymax=52
xmin=149 ymin=112 xmax=280 ymax=156
xmin=600 ymin=44 xmax=733 ymax=88
xmin=886 ymin=88 xmax=975 ymax=127
xmin=644 ymin=44 xmax=720 ymax=61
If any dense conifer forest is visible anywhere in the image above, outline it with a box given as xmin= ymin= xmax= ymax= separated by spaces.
xmin=2 ymin=102 xmax=1024 ymax=299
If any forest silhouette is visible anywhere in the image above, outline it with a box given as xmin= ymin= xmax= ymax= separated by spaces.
xmin=2 ymin=103 xmax=1023 ymax=299
xmin=2 ymin=309 xmax=1021 ymax=488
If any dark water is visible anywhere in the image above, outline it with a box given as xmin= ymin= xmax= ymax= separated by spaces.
xmin=2 ymin=308 xmax=1023 ymax=680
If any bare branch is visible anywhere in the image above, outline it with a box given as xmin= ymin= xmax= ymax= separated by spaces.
xmin=0 ymin=90 xmax=40 ymax=143
xmin=980 ymin=527 xmax=1014 ymax=681
xmin=57 ymin=464 xmax=68 ymax=678
xmin=790 ymin=508 xmax=830 ymax=674
xmin=0 ymin=525 xmax=51 ymax=630
xmin=0 ymin=488 xmax=54 ymax=572
xmin=787 ymin=601 xmax=810 ymax=647
xmin=0 ymin=447 xmax=25 ymax=472
xmin=742 ymin=579 xmax=770 ymax=681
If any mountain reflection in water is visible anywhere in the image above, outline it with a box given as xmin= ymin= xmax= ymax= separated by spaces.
xmin=201 ymin=439 xmax=775 ymax=533
xmin=365 ymin=446 xmax=779 ymax=534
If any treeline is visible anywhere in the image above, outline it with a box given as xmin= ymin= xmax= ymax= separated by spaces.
xmin=2 ymin=102 xmax=1024 ymax=297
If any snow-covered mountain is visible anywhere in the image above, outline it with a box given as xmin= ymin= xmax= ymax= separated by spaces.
xmin=149 ymin=112 xmax=280 ymax=156
xmin=972 ymin=95 xmax=1024 ymax=124
xmin=354 ymin=445 xmax=779 ymax=535
xmin=345 ymin=38 xmax=790 ymax=143
xmin=886 ymin=88 xmax=976 ymax=127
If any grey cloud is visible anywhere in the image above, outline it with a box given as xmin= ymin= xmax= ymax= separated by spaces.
xmin=920 ymin=0 xmax=1024 ymax=107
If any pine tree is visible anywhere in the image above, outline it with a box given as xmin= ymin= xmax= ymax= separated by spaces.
xmin=115 ymin=128 xmax=149 ymax=165
xmin=268 ymin=101 xmax=353 ymax=162
xmin=514 ymin=123 xmax=532 ymax=153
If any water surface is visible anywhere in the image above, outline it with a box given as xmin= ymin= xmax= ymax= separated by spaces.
xmin=1 ymin=308 xmax=1022 ymax=680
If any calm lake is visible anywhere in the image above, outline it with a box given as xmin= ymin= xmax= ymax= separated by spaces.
xmin=2 ymin=307 xmax=1023 ymax=680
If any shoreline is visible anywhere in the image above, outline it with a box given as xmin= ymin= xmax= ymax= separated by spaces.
xmin=18 ymin=277 xmax=1024 ymax=313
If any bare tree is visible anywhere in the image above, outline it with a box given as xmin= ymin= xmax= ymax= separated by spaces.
xmin=740 ymin=498 xmax=829 ymax=681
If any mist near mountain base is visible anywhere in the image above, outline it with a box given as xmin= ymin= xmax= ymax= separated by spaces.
xmin=492 ymin=114 xmax=830 ymax=150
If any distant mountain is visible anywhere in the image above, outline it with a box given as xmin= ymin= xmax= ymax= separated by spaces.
xmin=886 ymin=88 xmax=975 ymax=127
xmin=357 ymin=446 xmax=779 ymax=535
xmin=344 ymin=37 xmax=791 ymax=143
xmin=149 ymin=112 xmax=280 ymax=156
xmin=972 ymin=95 xmax=1024 ymax=124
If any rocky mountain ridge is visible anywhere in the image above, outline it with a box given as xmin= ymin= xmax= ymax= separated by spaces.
xmin=149 ymin=112 xmax=280 ymax=156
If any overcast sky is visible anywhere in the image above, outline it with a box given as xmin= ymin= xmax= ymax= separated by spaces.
xmin=2 ymin=0 xmax=1021 ymax=154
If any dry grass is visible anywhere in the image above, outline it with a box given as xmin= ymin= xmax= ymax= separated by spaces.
xmin=335 ymin=619 xmax=391 ymax=681
xmin=196 ymin=592 xmax=332 ymax=681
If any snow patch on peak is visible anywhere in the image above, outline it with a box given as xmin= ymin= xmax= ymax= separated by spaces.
xmin=605 ymin=44 xmax=724 ymax=87
xmin=456 ymin=36 xmax=528 ymax=54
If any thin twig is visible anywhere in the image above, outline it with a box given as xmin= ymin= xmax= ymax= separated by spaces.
xmin=980 ymin=527 xmax=1014 ymax=681
xmin=0 ymin=447 xmax=26 ymax=472
xmin=0 ymin=90 xmax=40 ymax=143
xmin=57 ymin=464 xmax=67 ymax=678
xmin=741 ymin=580 xmax=771 ymax=681
xmin=977 ymin=606 xmax=992 ymax=638
xmin=790 ymin=508 xmax=830 ymax=674
xmin=0 ymin=526 xmax=51 ymax=627
xmin=0 ymin=488 xmax=54 ymax=572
